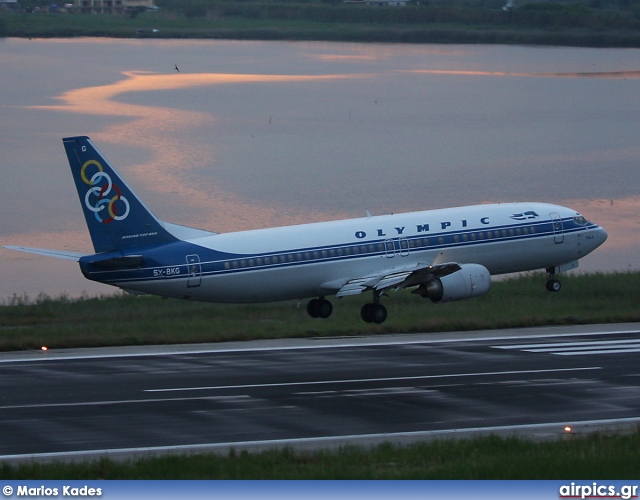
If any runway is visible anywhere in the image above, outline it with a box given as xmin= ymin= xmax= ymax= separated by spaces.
xmin=0 ymin=323 xmax=639 ymax=462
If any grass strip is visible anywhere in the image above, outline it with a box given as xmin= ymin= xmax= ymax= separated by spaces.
xmin=1 ymin=430 xmax=639 ymax=479
xmin=1 ymin=272 xmax=639 ymax=351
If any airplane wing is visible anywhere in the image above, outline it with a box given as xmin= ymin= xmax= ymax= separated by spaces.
xmin=2 ymin=246 xmax=87 ymax=262
xmin=332 ymin=262 xmax=462 ymax=297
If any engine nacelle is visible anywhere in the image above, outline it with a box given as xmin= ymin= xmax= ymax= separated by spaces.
xmin=414 ymin=263 xmax=491 ymax=303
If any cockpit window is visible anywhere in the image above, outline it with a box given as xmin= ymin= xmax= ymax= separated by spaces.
xmin=573 ymin=215 xmax=588 ymax=226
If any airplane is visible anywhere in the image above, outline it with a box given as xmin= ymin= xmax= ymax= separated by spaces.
xmin=4 ymin=136 xmax=608 ymax=324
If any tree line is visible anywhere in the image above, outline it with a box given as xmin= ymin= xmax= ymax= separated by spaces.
xmin=155 ymin=0 xmax=640 ymax=31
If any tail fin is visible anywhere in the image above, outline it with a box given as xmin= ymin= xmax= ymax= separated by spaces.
xmin=63 ymin=136 xmax=177 ymax=254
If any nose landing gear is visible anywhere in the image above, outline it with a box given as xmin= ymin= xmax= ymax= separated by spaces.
xmin=546 ymin=278 xmax=562 ymax=292
xmin=545 ymin=267 xmax=562 ymax=292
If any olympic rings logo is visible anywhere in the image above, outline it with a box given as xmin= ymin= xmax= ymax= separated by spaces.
xmin=81 ymin=160 xmax=130 ymax=224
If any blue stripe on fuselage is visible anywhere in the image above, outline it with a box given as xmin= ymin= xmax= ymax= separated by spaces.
xmin=80 ymin=217 xmax=593 ymax=286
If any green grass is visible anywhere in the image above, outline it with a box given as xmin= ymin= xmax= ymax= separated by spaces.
xmin=2 ymin=430 xmax=640 ymax=479
xmin=1 ymin=272 xmax=639 ymax=352
xmin=2 ymin=10 xmax=640 ymax=47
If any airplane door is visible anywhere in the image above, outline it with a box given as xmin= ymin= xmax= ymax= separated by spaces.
xmin=385 ymin=239 xmax=395 ymax=258
xmin=385 ymin=238 xmax=410 ymax=257
xmin=550 ymin=213 xmax=564 ymax=244
xmin=186 ymin=254 xmax=202 ymax=287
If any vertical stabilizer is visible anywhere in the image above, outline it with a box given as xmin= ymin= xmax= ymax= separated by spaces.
xmin=63 ymin=136 xmax=177 ymax=253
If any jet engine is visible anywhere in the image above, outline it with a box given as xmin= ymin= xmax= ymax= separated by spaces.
xmin=413 ymin=263 xmax=491 ymax=303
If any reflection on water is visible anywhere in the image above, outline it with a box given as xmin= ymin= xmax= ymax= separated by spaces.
xmin=32 ymin=71 xmax=362 ymax=231
xmin=410 ymin=70 xmax=640 ymax=78
xmin=1 ymin=39 xmax=639 ymax=299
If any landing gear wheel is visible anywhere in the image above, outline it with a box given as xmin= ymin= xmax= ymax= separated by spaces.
xmin=546 ymin=278 xmax=561 ymax=292
xmin=360 ymin=303 xmax=387 ymax=324
xmin=372 ymin=304 xmax=387 ymax=324
xmin=361 ymin=303 xmax=375 ymax=323
xmin=317 ymin=299 xmax=333 ymax=319
xmin=307 ymin=298 xmax=321 ymax=318
xmin=307 ymin=298 xmax=333 ymax=319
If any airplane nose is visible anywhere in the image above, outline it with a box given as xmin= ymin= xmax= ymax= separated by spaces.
xmin=599 ymin=226 xmax=608 ymax=241
xmin=595 ymin=226 xmax=608 ymax=246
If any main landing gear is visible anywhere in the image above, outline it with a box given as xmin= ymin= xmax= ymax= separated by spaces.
xmin=360 ymin=291 xmax=387 ymax=324
xmin=306 ymin=292 xmax=388 ymax=324
xmin=360 ymin=302 xmax=387 ymax=324
xmin=306 ymin=297 xmax=333 ymax=319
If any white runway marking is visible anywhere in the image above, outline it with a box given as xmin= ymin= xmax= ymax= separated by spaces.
xmin=493 ymin=338 xmax=640 ymax=356
xmin=145 ymin=367 xmax=601 ymax=393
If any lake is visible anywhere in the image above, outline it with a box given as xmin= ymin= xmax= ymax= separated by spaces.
xmin=1 ymin=38 xmax=639 ymax=300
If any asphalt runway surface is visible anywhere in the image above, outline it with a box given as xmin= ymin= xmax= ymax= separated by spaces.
xmin=1 ymin=323 xmax=639 ymax=462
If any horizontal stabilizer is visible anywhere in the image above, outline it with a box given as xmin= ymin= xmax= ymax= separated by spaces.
xmin=2 ymin=246 xmax=86 ymax=262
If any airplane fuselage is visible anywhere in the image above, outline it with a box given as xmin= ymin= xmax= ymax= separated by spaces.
xmin=80 ymin=202 xmax=606 ymax=303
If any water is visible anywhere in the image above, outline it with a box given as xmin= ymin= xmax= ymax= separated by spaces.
xmin=1 ymin=38 xmax=639 ymax=300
